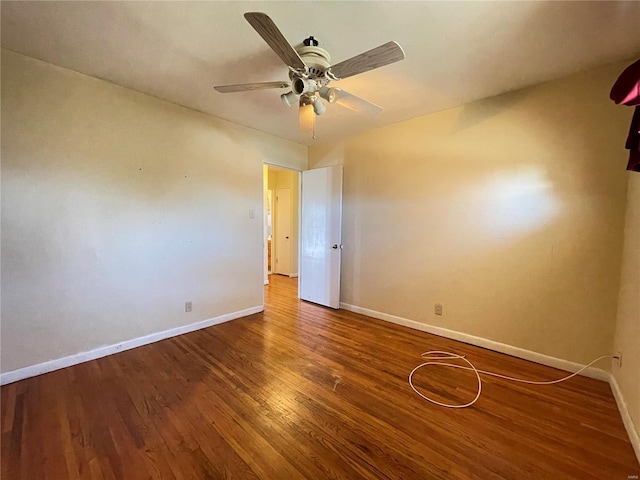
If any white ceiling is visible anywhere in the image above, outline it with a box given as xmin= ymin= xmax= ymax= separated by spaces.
xmin=2 ymin=1 xmax=640 ymax=146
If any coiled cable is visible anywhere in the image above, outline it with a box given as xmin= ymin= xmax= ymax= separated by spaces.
xmin=408 ymin=351 xmax=615 ymax=408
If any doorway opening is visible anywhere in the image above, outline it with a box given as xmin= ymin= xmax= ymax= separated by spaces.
xmin=263 ymin=165 xmax=300 ymax=287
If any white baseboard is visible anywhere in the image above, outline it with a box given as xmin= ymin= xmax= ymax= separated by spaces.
xmin=0 ymin=305 xmax=264 ymax=386
xmin=610 ymin=374 xmax=640 ymax=464
xmin=339 ymin=302 xmax=610 ymax=382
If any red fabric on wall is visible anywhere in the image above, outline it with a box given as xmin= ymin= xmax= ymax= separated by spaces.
xmin=610 ymin=58 xmax=640 ymax=172
xmin=610 ymin=59 xmax=640 ymax=106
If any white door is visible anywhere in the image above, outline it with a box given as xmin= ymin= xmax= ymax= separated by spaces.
xmin=275 ymin=188 xmax=292 ymax=275
xmin=300 ymin=166 xmax=343 ymax=309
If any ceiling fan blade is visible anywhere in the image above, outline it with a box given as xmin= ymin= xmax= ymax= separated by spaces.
xmin=334 ymin=88 xmax=383 ymax=117
xmin=214 ymin=81 xmax=290 ymax=93
xmin=244 ymin=12 xmax=306 ymax=70
xmin=329 ymin=41 xmax=405 ymax=80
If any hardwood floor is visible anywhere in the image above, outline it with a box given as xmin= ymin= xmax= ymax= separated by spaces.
xmin=2 ymin=274 xmax=638 ymax=479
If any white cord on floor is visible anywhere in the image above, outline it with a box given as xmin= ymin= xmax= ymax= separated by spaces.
xmin=408 ymin=351 xmax=615 ymax=409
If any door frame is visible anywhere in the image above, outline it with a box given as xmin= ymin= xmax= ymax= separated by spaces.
xmin=263 ymin=163 xmax=302 ymax=285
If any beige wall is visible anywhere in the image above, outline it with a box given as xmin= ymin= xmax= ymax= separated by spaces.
xmin=613 ymin=173 xmax=640 ymax=441
xmin=310 ymin=61 xmax=631 ymax=365
xmin=0 ymin=50 xmax=307 ymax=372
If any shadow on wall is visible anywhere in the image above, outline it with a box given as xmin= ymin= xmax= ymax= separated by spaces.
xmin=334 ymin=63 xmax=630 ymax=363
xmin=451 ymin=88 xmax=532 ymax=132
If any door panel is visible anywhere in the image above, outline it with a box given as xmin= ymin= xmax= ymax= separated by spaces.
xmin=275 ymin=188 xmax=291 ymax=275
xmin=300 ymin=166 xmax=343 ymax=309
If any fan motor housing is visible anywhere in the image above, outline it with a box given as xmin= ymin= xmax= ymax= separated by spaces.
xmin=297 ymin=45 xmax=331 ymax=78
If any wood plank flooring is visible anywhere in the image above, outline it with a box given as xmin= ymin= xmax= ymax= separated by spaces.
xmin=2 ymin=274 xmax=639 ymax=479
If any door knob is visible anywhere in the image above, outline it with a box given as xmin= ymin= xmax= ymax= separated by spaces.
xmin=332 ymin=244 xmax=338 ymax=249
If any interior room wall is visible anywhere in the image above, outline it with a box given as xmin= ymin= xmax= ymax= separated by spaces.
xmin=0 ymin=50 xmax=307 ymax=373
xmin=612 ymin=173 xmax=640 ymax=450
xmin=309 ymin=60 xmax=632 ymax=365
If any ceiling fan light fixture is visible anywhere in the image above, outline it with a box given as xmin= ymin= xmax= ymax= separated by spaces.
xmin=299 ymin=101 xmax=315 ymax=134
xmin=312 ymin=96 xmax=326 ymax=115
xmin=281 ymin=90 xmax=298 ymax=107
xmin=292 ymin=77 xmax=318 ymax=96
xmin=319 ymin=86 xmax=338 ymax=104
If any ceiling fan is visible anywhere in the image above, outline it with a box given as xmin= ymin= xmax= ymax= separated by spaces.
xmin=214 ymin=12 xmax=406 ymax=137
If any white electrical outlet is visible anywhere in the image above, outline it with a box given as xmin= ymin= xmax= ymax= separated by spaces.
xmin=185 ymin=301 xmax=192 ymax=313
xmin=435 ymin=303 xmax=443 ymax=316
